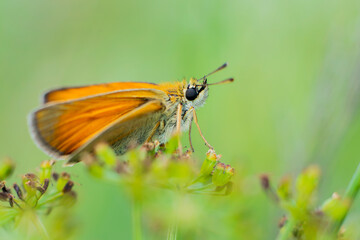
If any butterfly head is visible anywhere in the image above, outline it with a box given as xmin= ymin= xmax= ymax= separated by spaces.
xmin=184 ymin=77 xmax=209 ymax=108
xmin=183 ymin=62 xmax=234 ymax=108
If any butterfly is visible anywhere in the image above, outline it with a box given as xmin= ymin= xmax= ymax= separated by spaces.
xmin=28 ymin=63 xmax=233 ymax=165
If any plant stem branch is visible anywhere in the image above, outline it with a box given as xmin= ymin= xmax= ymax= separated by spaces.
xmin=331 ymin=161 xmax=360 ymax=233
xmin=276 ymin=217 xmax=295 ymax=240
xmin=31 ymin=211 xmax=49 ymax=240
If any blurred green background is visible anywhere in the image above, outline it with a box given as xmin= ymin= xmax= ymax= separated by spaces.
xmin=1 ymin=0 xmax=360 ymax=239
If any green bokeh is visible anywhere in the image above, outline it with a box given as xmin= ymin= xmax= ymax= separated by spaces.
xmin=1 ymin=0 xmax=360 ymax=238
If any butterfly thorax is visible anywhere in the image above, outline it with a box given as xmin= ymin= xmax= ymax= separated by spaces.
xmin=151 ymin=78 xmax=209 ymax=144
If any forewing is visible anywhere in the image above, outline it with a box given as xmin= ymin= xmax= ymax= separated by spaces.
xmin=29 ymin=89 xmax=167 ymax=160
xmin=43 ymin=82 xmax=162 ymax=103
xmin=66 ymin=100 xmax=164 ymax=165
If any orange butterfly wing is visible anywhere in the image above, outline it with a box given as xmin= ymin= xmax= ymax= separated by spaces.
xmin=65 ymin=100 xmax=165 ymax=165
xmin=43 ymin=82 xmax=165 ymax=103
xmin=29 ymin=89 xmax=167 ymax=162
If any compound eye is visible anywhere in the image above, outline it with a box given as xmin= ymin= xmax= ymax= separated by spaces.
xmin=185 ymin=88 xmax=198 ymax=101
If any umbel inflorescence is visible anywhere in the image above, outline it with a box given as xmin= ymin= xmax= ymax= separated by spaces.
xmin=0 ymin=138 xmax=235 ymax=239
xmin=83 ymin=137 xmax=235 ymax=197
xmin=0 ymin=159 xmax=77 ymax=239
xmin=260 ymin=166 xmax=358 ymax=239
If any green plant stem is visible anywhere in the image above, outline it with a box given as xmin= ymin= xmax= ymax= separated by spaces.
xmin=30 ymin=211 xmax=49 ymax=240
xmin=132 ymin=200 xmax=142 ymax=240
xmin=167 ymin=222 xmax=178 ymax=240
xmin=186 ymin=183 xmax=214 ymax=192
xmin=344 ymin=161 xmax=360 ymax=205
xmin=276 ymin=218 xmax=295 ymax=240
xmin=331 ymin=161 xmax=360 ymax=233
xmin=37 ymin=192 xmax=63 ymax=207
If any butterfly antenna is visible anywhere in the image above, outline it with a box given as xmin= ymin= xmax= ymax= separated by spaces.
xmin=207 ymin=78 xmax=234 ymax=86
xmin=197 ymin=62 xmax=228 ymax=81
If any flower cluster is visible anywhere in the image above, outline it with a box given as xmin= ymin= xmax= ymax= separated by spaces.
xmin=260 ymin=166 xmax=353 ymax=239
xmin=0 ymin=159 xmax=77 ymax=239
xmin=81 ymin=137 xmax=236 ymax=239
xmin=83 ymin=137 xmax=235 ymax=198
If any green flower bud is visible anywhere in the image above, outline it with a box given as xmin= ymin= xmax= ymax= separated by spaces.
xmin=39 ymin=160 xmax=54 ymax=184
xmin=0 ymin=158 xmax=15 ymax=181
xmin=296 ymin=165 xmax=321 ymax=208
xmin=56 ymin=172 xmax=71 ymax=192
xmin=212 ymin=163 xmax=234 ymax=186
xmin=277 ymin=176 xmax=292 ymax=201
xmin=200 ymin=149 xmax=220 ymax=176
xmin=22 ymin=174 xmax=37 ymax=196
xmin=321 ymin=192 xmax=350 ymax=221
xmin=95 ymin=143 xmax=117 ymax=167
xmin=225 ymin=164 xmax=235 ymax=176
xmin=23 ymin=178 xmax=38 ymax=207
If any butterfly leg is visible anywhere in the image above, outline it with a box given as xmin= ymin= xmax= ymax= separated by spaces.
xmin=182 ymin=107 xmax=195 ymax=152
xmin=192 ymin=108 xmax=214 ymax=149
xmin=188 ymin=120 xmax=195 ymax=152
xmin=145 ymin=121 xmax=161 ymax=143
xmin=176 ymin=103 xmax=183 ymax=154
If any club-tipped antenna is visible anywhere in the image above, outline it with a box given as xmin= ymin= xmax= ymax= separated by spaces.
xmin=197 ymin=62 xmax=228 ymax=81
xmin=207 ymin=78 xmax=234 ymax=86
